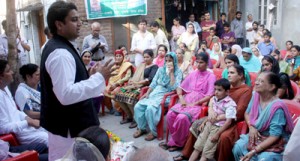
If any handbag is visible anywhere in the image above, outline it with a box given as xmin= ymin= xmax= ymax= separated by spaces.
xmin=247 ymin=135 xmax=286 ymax=153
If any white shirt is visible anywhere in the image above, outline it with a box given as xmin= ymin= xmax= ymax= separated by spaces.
xmin=245 ymin=21 xmax=253 ymax=40
xmin=0 ymin=87 xmax=28 ymax=134
xmin=0 ymin=87 xmax=47 ymax=145
xmin=45 ymin=41 xmax=106 ymax=161
xmin=130 ymin=30 xmax=156 ymax=66
xmin=154 ymin=29 xmax=170 ymax=51
xmin=45 ymin=45 xmax=105 ymax=105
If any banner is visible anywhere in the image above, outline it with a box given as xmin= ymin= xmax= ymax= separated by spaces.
xmin=85 ymin=0 xmax=147 ymax=19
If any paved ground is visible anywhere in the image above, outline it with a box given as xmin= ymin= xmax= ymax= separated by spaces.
xmin=99 ymin=111 xmax=182 ymax=158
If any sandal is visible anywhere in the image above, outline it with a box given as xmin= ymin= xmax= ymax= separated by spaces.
xmin=129 ymin=121 xmax=137 ymax=129
xmin=173 ymin=154 xmax=189 ymax=161
xmin=145 ymin=133 xmax=156 ymax=141
xmin=133 ymin=129 xmax=146 ymax=138
xmin=120 ymin=118 xmax=133 ymax=124
xmin=168 ymin=146 xmax=182 ymax=152
xmin=158 ymin=142 xmax=169 ymax=150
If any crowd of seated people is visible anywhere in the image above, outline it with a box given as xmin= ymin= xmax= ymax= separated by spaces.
xmin=2 ymin=14 xmax=300 ymax=161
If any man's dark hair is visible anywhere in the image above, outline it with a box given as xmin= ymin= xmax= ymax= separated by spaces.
xmin=221 ymin=13 xmax=226 ymax=17
xmin=1 ymin=20 xmax=6 ymax=29
xmin=286 ymin=40 xmax=294 ymax=46
xmin=259 ymin=24 xmax=265 ymax=29
xmin=138 ymin=19 xmax=147 ymax=25
xmin=214 ymin=78 xmax=231 ymax=91
xmin=150 ymin=21 xmax=159 ymax=28
xmin=78 ymin=126 xmax=110 ymax=159
xmin=236 ymin=11 xmax=242 ymax=15
xmin=203 ymin=11 xmax=209 ymax=15
xmin=264 ymin=31 xmax=272 ymax=38
xmin=223 ymin=22 xmax=230 ymax=28
xmin=209 ymin=27 xmax=215 ymax=31
xmin=44 ymin=27 xmax=50 ymax=35
xmin=252 ymin=21 xmax=259 ymax=26
xmin=0 ymin=60 xmax=8 ymax=75
xmin=47 ymin=1 xmax=77 ymax=35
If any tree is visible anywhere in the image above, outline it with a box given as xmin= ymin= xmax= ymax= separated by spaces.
xmin=6 ymin=0 xmax=19 ymax=95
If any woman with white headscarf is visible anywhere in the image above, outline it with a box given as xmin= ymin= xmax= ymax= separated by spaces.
xmin=231 ymin=44 xmax=242 ymax=57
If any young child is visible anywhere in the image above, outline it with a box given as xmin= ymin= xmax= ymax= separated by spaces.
xmin=189 ymin=78 xmax=237 ymax=161
xmin=257 ymin=31 xmax=275 ymax=56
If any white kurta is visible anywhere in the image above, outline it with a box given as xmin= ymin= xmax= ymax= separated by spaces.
xmin=0 ymin=87 xmax=48 ymax=145
xmin=130 ymin=31 xmax=156 ymax=67
xmin=154 ymin=29 xmax=170 ymax=51
xmin=44 ymin=41 xmax=106 ymax=161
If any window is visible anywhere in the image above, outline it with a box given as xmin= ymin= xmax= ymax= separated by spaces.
xmin=258 ymin=0 xmax=280 ymax=27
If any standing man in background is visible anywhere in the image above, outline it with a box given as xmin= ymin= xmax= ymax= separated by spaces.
xmin=0 ymin=20 xmax=31 ymax=65
xmin=131 ymin=19 xmax=156 ymax=67
xmin=245 ymin=14 xmax=253 ymax=47
xmin=82 ymin=22 xmax=108 ymax=61
xmin=216 ymin=13 xmax=227 ymax=38
xmin=231 ymin=11 xmax=244 ymax=47
xmin=40 ymin=1 xmax=114 ymax=160
xmin=201 ymin=11 xmax=216 ymax=41
xmin=186 ymin=13 xmax=201 ymax=38
xmin=41 ymin=27 xmax=53 ymax=53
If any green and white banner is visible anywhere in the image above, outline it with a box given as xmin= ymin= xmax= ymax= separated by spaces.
xmin=85 ymin=0 xmax=147 ymax=19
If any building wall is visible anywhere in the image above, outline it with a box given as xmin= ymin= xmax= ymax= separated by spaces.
xmin=71 ymin=0 xmax=162 ymax=54
xmin=280 ymin=0 xmax=300 ymax=47
xmin=240 ymin=0 xmax=300 ymax=49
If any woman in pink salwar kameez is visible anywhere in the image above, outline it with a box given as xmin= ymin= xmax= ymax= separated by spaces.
xmin=159 ymin=52 xmax=216 ymax=151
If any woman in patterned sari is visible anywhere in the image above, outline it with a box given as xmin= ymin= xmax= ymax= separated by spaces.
xmin=104 ymin=49 xmax=134 ymax=115
xmin=114 ymin=49 xmax=158 ymax=128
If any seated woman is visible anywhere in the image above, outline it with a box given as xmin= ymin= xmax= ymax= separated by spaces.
xmin=271 ymin=49 xmax=291 ymax=75
xmin=231 ymin=44 xmax=242 ymax=57
xmin=233 ymin=72 xmax=294 ymax=161
xmin=277 ymin=73 xmax=294 ymax=100
xmin=57 ymin=126 xmax=110 ymax=161
xmin=251 ymin=47 xmax=263 ymax=62
xmin=239 ymin=47 xmax=261 ymax=73
xmin=179 ymin=42 xmax=192 ymax=63
xmin=177 ymin=23 xmax=199 ymax=58
xmin=260 ymin=55 xmax=280 ymax=74
xmin=288 ymin=45 xmax=300 ymax=85
xmin=104 ymin=49 xmax=134 ymax=115
xmin=118 ymin=45 xmax=130 ymax=62
xmin=15 ymin=64 xmax=41 ymax=119
xmin=176 ymin=48 xmax=193 ymax=78
xmin=173 ymin=64 xmax=252 ymax=161
xmin=115 ymin=49 xmax=158 ymax=128
xmin=159 ymin=53 xmax=216 ymax=151
xmin=222 ymin=54 xmax=251 ymax=86
xmin=153 ymin=44 xmax=168 ymax=67
xmin=209 ymin=42 xmax=223 ymax=62
xmin=81 ymin=49 xmax=92 ymax=70
xmin=133 ymin=52 xmax=183 ymax=141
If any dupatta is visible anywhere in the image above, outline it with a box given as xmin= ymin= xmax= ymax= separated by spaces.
xmin=248 ymin=92 xmax=294 ymax=133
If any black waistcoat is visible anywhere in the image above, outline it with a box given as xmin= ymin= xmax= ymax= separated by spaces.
xmin=40 ymin=35 xmax=99 ymax=137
